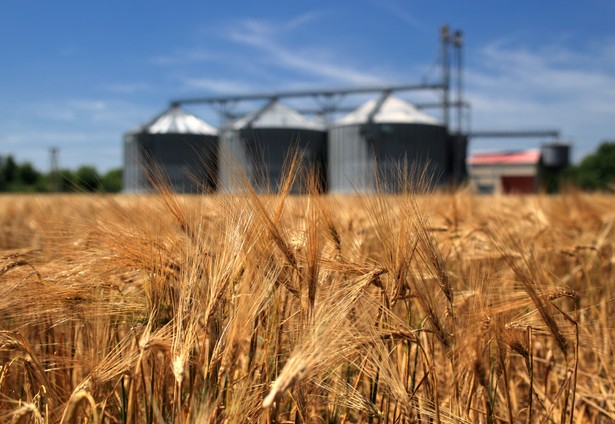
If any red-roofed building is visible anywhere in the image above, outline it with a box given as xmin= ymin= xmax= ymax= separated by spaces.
xmin=467 ymin=149 xmax=541 ymax=194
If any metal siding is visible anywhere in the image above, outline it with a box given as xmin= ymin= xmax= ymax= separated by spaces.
xmin=541 ymin=144 xmax=570 ymax=168
xmin=123 ymin=134 xmax=143 ymax=193
xmin=218 ymin=129 xmax=251 ymax=192
xmin=328 ymin=125 xmax=374 ymax=193
xmin=378 ymin=123 xmax=449 ymax=190
xmin=124 ymin=106 xmax=219 ymax=193
xmin=448 ymin=135 xmax=468 ymax=184
xmin=328 ymin=122 xmax=448 ymax=193
xmin=131 ymin=133 xmax=218 ymax=193
xmin=222 ymin=128 xmax=326 ymax=193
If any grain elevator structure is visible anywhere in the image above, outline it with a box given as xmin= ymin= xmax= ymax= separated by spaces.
xmin=123 ymin=25 xmax=565 ymax=194
xmin=218 ymin=101 xmax=327 ymax=193
xmin=123 ymin=106 xmax=218 ymax=193
xmin=328 ymin=94 xmax=450 ymax=193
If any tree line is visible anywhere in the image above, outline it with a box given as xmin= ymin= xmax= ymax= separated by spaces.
xmin=0 ymin=155 xmax=122 ymax=193
xmin=563 ymin=141 xmax=615 ymax=191
xmin=1 ymin=141 xmax=614 ymax=193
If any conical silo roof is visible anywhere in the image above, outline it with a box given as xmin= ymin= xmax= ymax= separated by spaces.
xmin=129 ymin=106 xmax=218 ymax=135
xmin=336 ymin=95 xmax=441 ymax=126
xmin=232 ymin=102 xmax=324 ymax=130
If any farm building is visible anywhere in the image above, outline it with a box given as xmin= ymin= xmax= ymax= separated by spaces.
xmin=123 ymin=106 xmax=218 ymax=193
xmin=467 ymin=149 xmax=542 ymax=194
xmin=328 ymin=95 xmax=452 ymax=193
xmin=218 ymin=101 xmax=327 ymax=193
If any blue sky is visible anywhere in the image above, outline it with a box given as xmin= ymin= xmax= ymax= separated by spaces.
xmin=2 ymin=1 xmax=614 ymax=172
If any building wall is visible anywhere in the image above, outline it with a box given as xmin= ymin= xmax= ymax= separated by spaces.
xmin=501 ymin=176 xmax=536 ymax=194
xmin=469 ymin=163 xmax=538 ymax=194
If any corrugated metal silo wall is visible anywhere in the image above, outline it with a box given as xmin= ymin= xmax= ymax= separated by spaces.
xmin=240 ymin=128 xmax=327 ymax=193
xmin=448 ymin=134 xmax=468 ymax=185
xmin=328 ymin=125 xmax=374 ymax=193
xmin=123 ymin=134 xmax=143 ymax=193
xmin=541 ymin=144 xmax=570 ymax=168
xmin=137 ymin=133 xmax=218 ymax=193
xmin=368 ymin=123 xmax=449 ymax=191
xmin=218 ymin=129 xmax=250 ymax=192
xmin=328 ymin=123 xmax=449 ymax=193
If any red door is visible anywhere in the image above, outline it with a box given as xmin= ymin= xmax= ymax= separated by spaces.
xmin=501 ymin=176 xmax=536 ymax=194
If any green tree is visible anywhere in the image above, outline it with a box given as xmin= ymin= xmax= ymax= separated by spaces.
xmin=74 ymin=166 xmax=101 ymax=192
xmin=4 ymin=155 xmax=17 ymax=183
xmin=18 ymin=162 xmax=40 ymax=186
xmin=100 ymin=168 xmax=123 ymax=193
xmin=0 ymin=155 xmax=124 ymax=193
xmin=569 ymin=141 xmax=615 ymax=190
xmin=0 ymin=155 xmax=17 ymax=190
xmin=0 ymin=157 xmax=47 ymax=192
xmin=0 ymin=157 xmax=6 ymax=191
xmin=58 ymin=169 xmax=77 ymax=192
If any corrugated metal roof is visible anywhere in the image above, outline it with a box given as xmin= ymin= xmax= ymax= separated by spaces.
xmin=232 ymin=102 xmax=324 ymax=130
xmin=336 ymin=95 xmax=442 ymax=126
xmin=129 ymin=106 xmax=218 ymax=135
xmin=468 ymin=149 xmax=541 ymax=165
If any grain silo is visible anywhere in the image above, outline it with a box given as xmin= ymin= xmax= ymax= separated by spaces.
xmin=540 ymin=142 xmax=570 ymax=169
xmin=123 ymin=106 xmax=218 ymax=193
xmin=540 ymin=142 xmax=571 ymax=193
xmin=219 ymin=101 xmax=327 ymax=193
xmin=328 ymin=95 xmax=450 ymax=193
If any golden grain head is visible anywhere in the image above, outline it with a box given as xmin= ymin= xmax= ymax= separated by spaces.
xmin=0 ymin=183 xmax=612 ymax=422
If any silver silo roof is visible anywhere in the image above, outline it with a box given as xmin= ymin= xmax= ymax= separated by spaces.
xmin=129 ymin=106 xmax=218 ymax=135
xmin=231 ymin=102 xmax=324 ymax=130
xmin=336 ymin=95 xmax=442 ymax=126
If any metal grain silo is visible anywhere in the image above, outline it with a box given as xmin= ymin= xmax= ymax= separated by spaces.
xmin=123 ymin=106 xmax=218 ymax=193
xmin=219 ymin=101 xmax=327 ymax=193
xmin=541 ymin=142 xmax=570 ymax=169
xmin=539 ymin=142 xmax=570 ymax=193
xmin=328 ymin=95 xmax=449 ymax=193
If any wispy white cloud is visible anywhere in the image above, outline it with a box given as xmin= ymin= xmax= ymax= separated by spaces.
xmin=223 ymin=16 xmax=389 ymax=86
xmin=369 ymin=0 xmax=427 ymax=31
xmin=27 ymin=99 xmax=124 ymax=123
xmin=475 ymin=42 xmax=615 ymax=99
xmin=70 ymin=100 xmax=108 ymax=112
xmin=151 ymin=49 xmax=217 ymax=65
xmin=4 ymin=132 xmax=92 ymax=147
xmin=27 ymin=102 xmax=77 ymax=122
xmin=2 ymin=99 xmax=157 ymax=171
xmin=104 ymin=82 xmax=151 ymax=94
xmin=180 ymin=77 xmax=257 ymax=94
xmin=2 ymin=130 xmax=122 ymax=171
xmin=152 ymin=11 xmax=408 ymax=94
xmin=465 ymin=39 xmax=615 ymax=159
xmin=283 ymin=11 xmax=324 ymax=31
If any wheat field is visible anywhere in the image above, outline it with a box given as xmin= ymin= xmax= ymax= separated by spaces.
xmin=0 ymin=180 xmax=614 ymax=422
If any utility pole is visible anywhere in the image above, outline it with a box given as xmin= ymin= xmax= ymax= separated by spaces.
xmin=453 ymin=29 xmax=463 ymax=135
xmin=49 ymin=147 xmax=60 ymax=192
xmin=441 ymin=25 xmax=451 ymax=129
